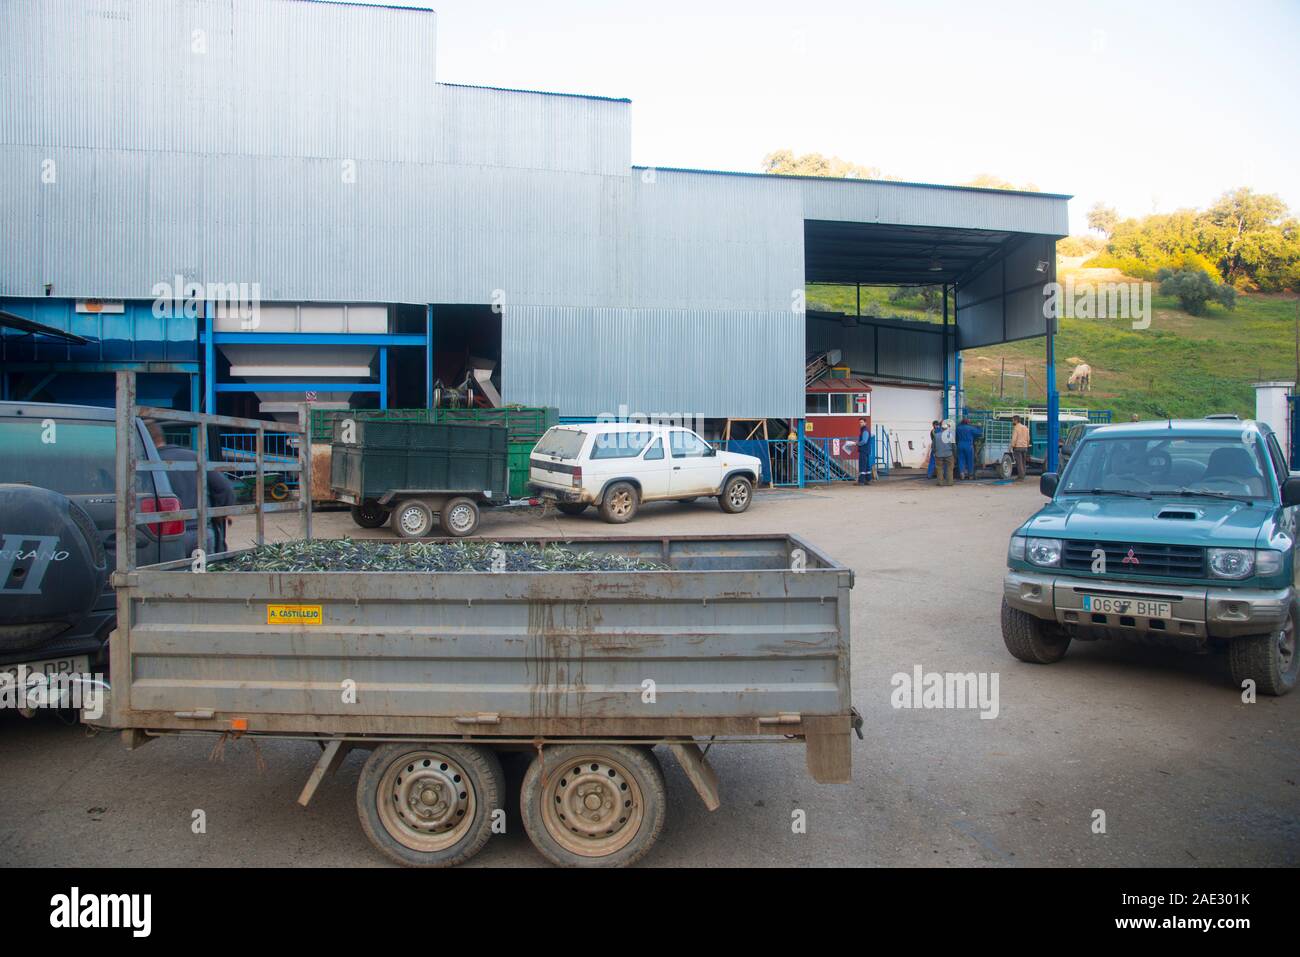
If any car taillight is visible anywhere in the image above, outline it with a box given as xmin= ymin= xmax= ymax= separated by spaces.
xmin=142 ymin=496 xmax=185 ymax=537
xmin=572 ymin=466 xmax=582 ymax=487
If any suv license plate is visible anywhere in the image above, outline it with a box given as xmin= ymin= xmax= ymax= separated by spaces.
xmin=1082 ymin=595 xmax=1172 ymax=618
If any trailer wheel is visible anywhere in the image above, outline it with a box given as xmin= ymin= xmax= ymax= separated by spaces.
xmin=350 ymin=500 xmax=389 ymax=528
xmin=556 ymin=503 xmax=587 ymax=516
xmin=996 ymin=456 xmax=1014 ymax=480
xmin=718 ymin=476 xmax=752 ymax=514
xmin=393 ymin=500 xmax=435 ymax=538
xmin=269 ymin=481 xmax=290 ymax=501
xmin=520 ymin=744 xmax=666 ymax=867
xmin=356 ymin=743 xmax=504 ymax=868
xmin=440 ymin=497 xmax=480 ymax=537
xmin=599 ymin=482 xmax=639 ymax=523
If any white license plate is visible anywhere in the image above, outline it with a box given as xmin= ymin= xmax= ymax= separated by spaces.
xmin=1081 ymin=595 xmax=1173 ymax=618
xmin=0 ymin=655 xmax=91 ymax=683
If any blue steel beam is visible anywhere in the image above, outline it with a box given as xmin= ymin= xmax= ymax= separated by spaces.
xmin=425 ymin=304 xmax=433 ymax=410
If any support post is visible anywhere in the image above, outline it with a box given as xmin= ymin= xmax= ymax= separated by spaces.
xmin=203 ymin=307 xmax=215 ymax=414
xmin=254 ymin=427 xmax=265 ymax=546
xmin=195 ymin=417 xmax=208 ymax=557
xmin=942 ymin=285 xmax=950 ymax=421
xmin=379 ymin=347 xmax=389 ymax=410
xmin=298 ymin=403 xmax=313 ymax=541
xmin=796 ymin=418 xmax=806 ymax=488
xmin=114 ymin=371 xmax=136 ymax=575
xmin=1046 ymin=296 xmax=1060 ymax=473
xmin=425 ymin=304 xmax=433 ymax=410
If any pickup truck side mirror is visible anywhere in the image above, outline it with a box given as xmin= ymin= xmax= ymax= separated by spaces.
xmin=705 ymin=446 xmax=717 ymax=457
xmin=1282 ymin=476 xmax=1300 ymax=508
xmin=1040 ymin=472 xmax=1059 ymax=497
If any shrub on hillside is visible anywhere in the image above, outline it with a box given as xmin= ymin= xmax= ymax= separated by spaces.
xmin=1156 ymin=266 xmax=1237 ymax=316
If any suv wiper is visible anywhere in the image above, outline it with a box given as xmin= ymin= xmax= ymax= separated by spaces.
xmin=1152 ymin=488 xmax=1255 ymax=506
xmin=1080 ymin=487 xmax=1152 ymax=499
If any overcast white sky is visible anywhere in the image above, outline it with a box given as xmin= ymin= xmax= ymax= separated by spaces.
xmin=344 ymin=0 xmax=1299 ymax=234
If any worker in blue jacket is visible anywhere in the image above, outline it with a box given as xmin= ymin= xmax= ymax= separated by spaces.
xmin=955 ymin=416 xmax=982 ymax=480
xmin=856 ymin=418 xmax=874 ymax=485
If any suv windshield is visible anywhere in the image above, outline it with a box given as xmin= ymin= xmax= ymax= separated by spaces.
xmin=534 ymin=428 xmax=587 ymax=459
xmin=1060 ymin=435 xmax=1272 ymax=500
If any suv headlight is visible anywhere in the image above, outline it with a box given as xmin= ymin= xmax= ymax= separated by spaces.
xmin=1208 ymin=548 xmax=1255 ymax=579
xmin=1025 ymin=537 xmax=1062 ymax=567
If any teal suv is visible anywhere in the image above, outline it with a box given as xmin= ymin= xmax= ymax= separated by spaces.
xmin=1003 ymin=419 xmax=1300 ymax=695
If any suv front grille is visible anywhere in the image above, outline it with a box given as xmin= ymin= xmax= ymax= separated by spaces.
xmin=1062 ymin=540 xmax=1205 ymax=578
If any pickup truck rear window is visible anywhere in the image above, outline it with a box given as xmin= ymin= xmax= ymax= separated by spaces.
xmin=534 ymin=428 xmax=586 ymax=460
xmin=590 ymin=431 xmax=654 ymax=459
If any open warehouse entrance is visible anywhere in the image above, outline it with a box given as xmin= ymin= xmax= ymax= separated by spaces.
xmin=801 ymin=214 xmax=1062 ymax=474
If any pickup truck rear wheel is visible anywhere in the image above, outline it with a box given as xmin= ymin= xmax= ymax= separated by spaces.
xmin=357 ymin=743 xmax=504 ymax=868
xmin=439 ymin=497 xmax=480 ymax=537
xmin=350 ymin=500 xmax=389 ymax=528
xmin=520 ymin=744 xmax=666 ymax=868
xmin=392 ymin=500 xmax=435 ymax=538
xmin=1001 ymin=598 xmax=1071 ymax=663
xmin=599 ymin=483 xmax=639 ymax=523
xmin=1228 ymin=600 xmax=1298 ymax=696
xmin=718 ymin=476 xmax=753 ymax=514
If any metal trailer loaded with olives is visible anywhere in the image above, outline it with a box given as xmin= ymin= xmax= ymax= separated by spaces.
xmin=95 ymin=373 xmax=860 ymax=868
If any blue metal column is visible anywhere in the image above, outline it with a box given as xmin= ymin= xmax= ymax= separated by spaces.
xmin=942 ymin=285 xmax=950 ymax=420
xmin=1045 ymin=272 xmax=1060 ymax=473
xmin=379 ymin=347 xmax=389 ymax=410
xmin=425 ymin=304 xmax=433 ymax=410
xmin=796 ymin=419 xmax=806 ymax=488
xmin=203 ymin=307 xmax=215 ymax=414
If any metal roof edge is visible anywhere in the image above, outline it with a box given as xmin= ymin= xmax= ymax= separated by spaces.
xmin=631 ymin=165 xmax=1071 ymax=200
xmin=439 ymin=82 xmax=631 ymax=104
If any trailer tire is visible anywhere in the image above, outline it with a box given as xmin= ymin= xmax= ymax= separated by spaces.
xmin=356 ymin=743 xmax=504 ymax=868
xmin=520 ymin=744 xmax=666 ymax=868
xmin=1228 ymin=599 xmax=1298 ymax=696
xmin=996 ymin=456 xmax=1014 ymax=481
xmin=350 ymin=501 xmax=389 ymax=528
xmin=556 ymin=503 xmax=587 ymax=516
xmin=392 ymin=500 xmax=435 ymax=538
xmin=599 ymin=482 xmax=639 ymax=523
xmin=439 ymin=497 xmax=480 ymax=537
xmin=718 ymin=475 xmax=753 ymax=514
xmin=1001 ymin=597 xmax=1071 ymax=664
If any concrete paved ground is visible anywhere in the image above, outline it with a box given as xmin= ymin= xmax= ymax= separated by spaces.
xmin=2 ymin=478 xmax=1296 ymax=867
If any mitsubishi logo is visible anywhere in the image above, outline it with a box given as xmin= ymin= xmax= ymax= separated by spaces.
xmin=1122 ymin=547 xmax=1140 ymax=566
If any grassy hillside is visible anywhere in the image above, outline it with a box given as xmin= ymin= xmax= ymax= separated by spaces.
xmin=807 ymin=267 xmax=1300 ymax=421
xmin=964 ymin=266 xmax=1300 ymax=420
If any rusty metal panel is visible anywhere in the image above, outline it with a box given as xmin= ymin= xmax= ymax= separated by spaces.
xmin=108 ymin=535 xmax=852 ymax=731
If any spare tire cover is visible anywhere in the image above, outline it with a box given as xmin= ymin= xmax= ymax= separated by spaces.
xmin=0 ymin=484 xmax=108 ymax=652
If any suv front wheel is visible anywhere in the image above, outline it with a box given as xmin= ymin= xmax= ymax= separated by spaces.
xmin=599 ymin=482 xmax=639 ymax=523
xmin=1001 ymin=598 xmax=1071 ymax=663
xmin=1228 ymin=600 xmax=1298 ymax=696
xmin=718 ymin=476 xmax=753 ymax=514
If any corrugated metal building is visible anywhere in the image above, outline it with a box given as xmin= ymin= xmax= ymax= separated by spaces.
xmin=1 ymin=0 xmax=1068 ymax=432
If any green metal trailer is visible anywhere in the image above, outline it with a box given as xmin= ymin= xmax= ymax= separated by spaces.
xmin=331 ymin=419 xmax=519 ymax=537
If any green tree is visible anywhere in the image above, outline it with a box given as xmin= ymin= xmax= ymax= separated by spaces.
xmin=1087 ymin=202 xmax=1118 ymax=237
xmin=1199 ymin=188 xmax=1293 ymax=287
xmin=1156 ymin=266 xmax=1237 ymax=316
xmin=762 ymin=149 xmax=882 ymax=180
xmin=961 ymin=173 xmax=1040 ymax=191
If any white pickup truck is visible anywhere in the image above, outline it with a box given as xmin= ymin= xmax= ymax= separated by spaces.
xmin=528 ymin=423 xmax=763 ymax=523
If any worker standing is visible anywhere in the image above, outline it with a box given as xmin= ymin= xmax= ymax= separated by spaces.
xmin=856 ymin=418 xmax=874 ymax=485
xmin=933 ymin=420 xmax=956 ymax=486
xmin=1010 ymin=414 xmax=1031 ymax=481
xmin=955 ymin=416 xmax=982 ymax=480
xmin=926 ymin=419 xmax=939 ymax=479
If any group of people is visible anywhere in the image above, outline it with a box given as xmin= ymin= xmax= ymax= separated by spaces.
xmin=854 ymin=412 xmax=1034 ymax=488
xmin=927 ymin=414 xmax=1031 ymax=486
